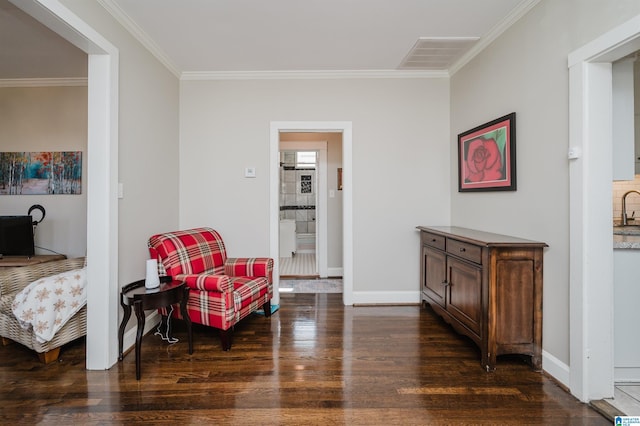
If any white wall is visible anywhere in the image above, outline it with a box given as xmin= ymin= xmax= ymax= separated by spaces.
xmin=58 ymin=0 xmax=180 ymax=342
xmin=179 ymin=77 xmax=450 ymax=294
xmin=450 ymin=0 xmax=640 ymax=368
xmin=0 ymin=86 xmax=87 ymax=257
xmin=60 ymin=0 xmax=180 ymax=286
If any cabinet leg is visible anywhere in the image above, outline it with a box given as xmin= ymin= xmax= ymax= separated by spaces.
xmin=531 ymin=355 xmax=542 ymax=372
xmin=482 ymin=350 xmax=496 ymax=372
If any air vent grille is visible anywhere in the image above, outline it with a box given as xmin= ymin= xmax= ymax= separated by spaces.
xmin=398 ymin=37 xmax=479 ymax=70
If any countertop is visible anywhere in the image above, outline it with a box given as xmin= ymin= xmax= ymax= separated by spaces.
xmin=614 ymin=234 xmax=640 ymax=249
xmin=417 ymin=226 xmax=547 ymax=247
xmin=613 ymin=225 xmax=640 ymax=249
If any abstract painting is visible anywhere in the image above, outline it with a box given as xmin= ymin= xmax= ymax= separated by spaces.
xmin=0 ymin=151 xmax=82 ymax=195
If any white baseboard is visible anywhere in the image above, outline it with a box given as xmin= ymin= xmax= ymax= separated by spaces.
xmin=542 ymin=349 xmax=570 ymax=388
xmin=615 ymin=367 xmax=640 ymax=382
xmin=327 ymin=267 xmax=343 ymax=277
xmin=352 ymin=291 xmax=420 ymax=305
xmin=121 ymin=311 xmax=161 ymax=355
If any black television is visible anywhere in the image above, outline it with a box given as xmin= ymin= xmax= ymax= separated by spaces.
xmin=0 ymin=216 xmax=35 ymax=258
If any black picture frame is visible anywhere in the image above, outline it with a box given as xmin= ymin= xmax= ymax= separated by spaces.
xmin=458 ymin=112 xmax=516 ymax=192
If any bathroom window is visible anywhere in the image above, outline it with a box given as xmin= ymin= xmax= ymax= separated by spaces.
xmin=296 ymin=151 xmax=316 ymax=168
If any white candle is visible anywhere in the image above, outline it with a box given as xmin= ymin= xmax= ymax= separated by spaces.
xmin=145 ymin=259 xmax=160 ymax=289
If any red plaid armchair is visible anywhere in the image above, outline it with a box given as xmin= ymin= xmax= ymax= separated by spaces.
xmin=148 ymin=227 xmax=273 ymax=350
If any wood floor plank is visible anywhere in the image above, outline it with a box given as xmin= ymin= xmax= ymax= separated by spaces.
xmin=0 ymin=293 xmax=608 ymax=425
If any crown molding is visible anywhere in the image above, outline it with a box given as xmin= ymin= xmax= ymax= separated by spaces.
xmin=449 ymin=0 xmax=541 ymax=75
xmin=0 ymin=78 xmax=88 ymax=87
xmin=97 ymin=0 xmax=181 ymax=78
xmin=181 ymin=69 xmax=449 ymax=81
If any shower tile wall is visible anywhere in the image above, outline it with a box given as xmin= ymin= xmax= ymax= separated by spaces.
xmin=280 ymin=152 xmax=316 ymax=235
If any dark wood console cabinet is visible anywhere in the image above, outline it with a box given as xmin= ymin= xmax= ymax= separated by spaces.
xmin=417 ymin=226 xmax=547 ymax=372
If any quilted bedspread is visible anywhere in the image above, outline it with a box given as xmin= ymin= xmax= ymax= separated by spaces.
xmin=11 ymin=268 xmax=87 ymax=343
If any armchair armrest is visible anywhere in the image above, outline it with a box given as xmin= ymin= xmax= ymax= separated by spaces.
xmin=224 ymin=258 xmax=273 ymax=282
xmin=176 ymin=274 xmax=232 ymax=292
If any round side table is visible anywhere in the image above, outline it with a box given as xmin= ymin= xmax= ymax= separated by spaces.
xmin=118 ymin=277 xmax=193 ymax=380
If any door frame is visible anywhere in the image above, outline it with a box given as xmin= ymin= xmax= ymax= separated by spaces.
xmin=568 ymin=14 xmax=640 ymax=402
xmin=14 ymin=0 xmax=120 ymax=369
xmin=270 ymin=122 xmax=353 ymax=306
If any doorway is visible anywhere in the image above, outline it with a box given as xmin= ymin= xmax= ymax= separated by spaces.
xmin=568 ymin=14 xmax=640 ymax=402
xmin=15 ymin=0 xmax=120 ymax=370
xmin=278 ymin=142 xmax=326 ymax=278
xmin=269 ymin=122 xmax=353 ymax=307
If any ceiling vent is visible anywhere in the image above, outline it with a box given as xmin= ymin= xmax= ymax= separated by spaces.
xmin=398 ymin=37 xmax=479 ymax=70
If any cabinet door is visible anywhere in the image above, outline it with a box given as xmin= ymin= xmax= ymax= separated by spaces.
xmin=447 ymin=256 xmax=482 ymax=337
xmin=423 ymin=246 xmax=446 ymax=308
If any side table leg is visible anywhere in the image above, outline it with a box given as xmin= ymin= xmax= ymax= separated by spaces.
xmin=180 ymin=286 xmax=193 ymax=354
xmin=134 ymin=301 xmax=145 ymax=380
xmin=118 ymin=304 xmax=132 ymax=361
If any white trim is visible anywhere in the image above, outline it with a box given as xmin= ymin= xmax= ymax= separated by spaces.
xmin=270 ymin=122 xmax=353 ymax=306
xmin=450 ymin=0 xmax=541 ymax=75
xmin=86 ymin=52 xmax=119 ymax=371
xmin=327 ymin=267 xmax=343 ymax=277
xmin=97 ymin=0 xmax=180 ymax=78
xmin=352 ymin=291 xmax=420 ymax=306
xmin=0 ymin=78 xmax=87 ymax=87
xmin=14 ymin=0 xmax=120 ymax=370
xmin=568 ymin=14 xmax=640 ymax=67
xmin=615 ymin=368 xmax=640 ymax=383
xmin=182 ymin=70 xmax=447 ymax=81
xmin=542 ymin=350 xmax=570 ymax=389
xmin=568 ymin=13 xmax=640 ymax=402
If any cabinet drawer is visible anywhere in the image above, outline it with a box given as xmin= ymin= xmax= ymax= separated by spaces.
xmin=447 ymin=239 xmax=482 ymax=264
xmin=422 ymin=232 xmax=445 ymax=250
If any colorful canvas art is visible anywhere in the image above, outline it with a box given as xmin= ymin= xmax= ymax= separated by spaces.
xmin=0 ymin=151 xmax=82 ymax=195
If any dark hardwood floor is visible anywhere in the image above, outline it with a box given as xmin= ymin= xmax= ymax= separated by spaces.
xmin=0 ymin=293 xmax=608 ymax=425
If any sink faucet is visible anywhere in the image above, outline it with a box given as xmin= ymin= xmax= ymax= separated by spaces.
xmin=622 ymin=190 xmax=640 ymax=225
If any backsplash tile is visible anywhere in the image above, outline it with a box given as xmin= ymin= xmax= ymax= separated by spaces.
xmin=613 ymin=175 xmax=640 ymax=223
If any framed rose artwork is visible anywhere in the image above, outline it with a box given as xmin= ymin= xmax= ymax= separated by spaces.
xmin=458 ymin=112 xmax=516 ymax=192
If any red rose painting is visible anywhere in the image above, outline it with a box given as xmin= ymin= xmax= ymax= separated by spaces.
xmin=464 ymin=138 xmax=503 ymax=183
xmin=458 ymin=113 xmax=516 ymax=192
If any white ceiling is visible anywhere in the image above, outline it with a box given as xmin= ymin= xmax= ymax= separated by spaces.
xmin=1 ymin=0 xmax=535 ymax=79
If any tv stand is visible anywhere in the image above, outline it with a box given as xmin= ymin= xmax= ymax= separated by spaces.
xmin=0 ymin=254 xmax=66 ymax=269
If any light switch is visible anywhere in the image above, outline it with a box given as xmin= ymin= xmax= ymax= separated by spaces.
xmin=329 ymin=190 xmax=335 ymax=198
xmin=245 ymin=167 xmax=256 ymax=178
xmin=118 ymin=182 xmax=124 ymax=199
